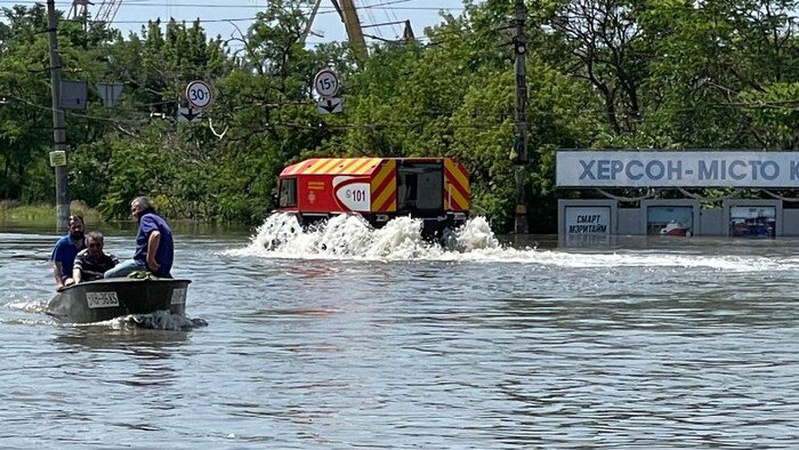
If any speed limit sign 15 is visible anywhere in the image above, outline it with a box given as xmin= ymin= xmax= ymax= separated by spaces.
xmin=185 ymin=80 xmax=214 ymax=110
xmin=314 ymin=69 xmax=340 ymax=98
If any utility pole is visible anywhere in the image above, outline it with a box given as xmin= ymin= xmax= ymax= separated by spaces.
xmin=336 ymin=0 xmax=369 ymax=67
xmin=47 ymin=0 xmax=69 ymax=232
xmin=513 ymin=0 xmax=529 ymax=234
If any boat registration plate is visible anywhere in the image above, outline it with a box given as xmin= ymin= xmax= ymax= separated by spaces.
xmin=87 ymin=292 xmax=120 ymax=308
xmin=171 ymin=288 xmax=187 ymax=305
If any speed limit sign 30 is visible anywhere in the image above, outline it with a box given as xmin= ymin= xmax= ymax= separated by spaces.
xmin=185 ymin=80 xmax=214 ymax=110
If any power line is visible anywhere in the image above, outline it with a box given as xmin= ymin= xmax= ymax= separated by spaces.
xmin=64 ymin=16 xmax=255 ymax=24
xmin=0 ymin=0 xmax=466 ymax=10
xmin=24 ymin=0 xmax=468 ymax=39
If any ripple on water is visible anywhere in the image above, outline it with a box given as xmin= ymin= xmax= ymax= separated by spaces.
xmin=3 ymin=229 xmax=799 ymax=447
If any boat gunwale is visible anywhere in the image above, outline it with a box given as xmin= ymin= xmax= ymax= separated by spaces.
xmin=57 ymin=277 xmax=192 ymax=293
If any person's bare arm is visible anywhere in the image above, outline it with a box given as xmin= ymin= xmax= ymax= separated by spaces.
xmin=146 ymin=230 xmax=161 ymax=272
xmin=53 ymin=262 xmax=64 ymax=288
xmin=72 ymin=265 xmax=82 ymax=284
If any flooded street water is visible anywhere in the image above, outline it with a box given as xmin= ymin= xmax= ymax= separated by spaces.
xmin=2 ymin=214 xmax=799 ymax=448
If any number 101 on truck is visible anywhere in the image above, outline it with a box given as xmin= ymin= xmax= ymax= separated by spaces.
xmin=274 ymin=157 xmax=471 ymax=238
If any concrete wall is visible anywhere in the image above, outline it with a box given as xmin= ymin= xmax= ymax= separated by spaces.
xmin=618 ymin=208 xmax=640 ymax=235
xmin=700 ymin=208 xmax=724 ymax=236
xmin=786 ymin=209 xmax=799 ymax=235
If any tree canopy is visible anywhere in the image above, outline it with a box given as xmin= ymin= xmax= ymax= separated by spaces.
xmin=2 ymin=0 xmax=799 ymax=232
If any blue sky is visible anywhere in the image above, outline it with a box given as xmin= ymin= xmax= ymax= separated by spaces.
xmin=88 ymin=0 xmax=473 ymax=44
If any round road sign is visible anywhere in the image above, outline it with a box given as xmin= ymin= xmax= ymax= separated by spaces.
xmin=313 ymin=69 xmax=340 ymax=97
xmin=185 ymin=80 xmax=214 ymax=110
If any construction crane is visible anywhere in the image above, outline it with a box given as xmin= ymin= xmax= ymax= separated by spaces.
xmin=67 ymin=0 xmax=93 ymax=20
xmin=300 ymin=0 xmax=368 ymax=67
xmin=94 ymin=0 xmax=123 ymax=23
xmin=300 ymin=0 xmax=416 ymax=66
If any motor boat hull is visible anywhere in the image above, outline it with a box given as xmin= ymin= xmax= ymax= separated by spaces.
xmin=47 ymin=278 xmax=191 ymax=323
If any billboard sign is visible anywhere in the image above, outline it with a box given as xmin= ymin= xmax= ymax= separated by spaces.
xmin=646 ymin=206 xmax=694 ymax=237
xmin=563 ymin=206 xmax=611 ymax=235
xmin=559 ymin=201 xmax=616 ymax=247
xmin=557 ymin=151 xmax=799 ymax=187
xmin=729 ymin=206 xmax=776 ymax=238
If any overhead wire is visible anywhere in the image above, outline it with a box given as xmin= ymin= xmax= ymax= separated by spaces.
xmin=48 ymin=0 xmax=468 ymax=42
xmin=356 ymin=0 xmax=406 ymax=40
xmin=9 ymin=3 xmax=794 ymax=135
xmin=384 ymin=1 xmax=403 ymax=39
xmin=357 ymin=0 xmax=382 ymax=41
xmin=0 ymin=0 xmax=464 ymax=10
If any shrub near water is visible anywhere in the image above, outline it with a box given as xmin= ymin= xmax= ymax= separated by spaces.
xmin=0 ymin=201 xmax=103 ymax=228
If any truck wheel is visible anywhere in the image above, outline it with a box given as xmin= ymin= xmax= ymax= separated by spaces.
xmin=440 ymin=227 xmax=459 ymax=250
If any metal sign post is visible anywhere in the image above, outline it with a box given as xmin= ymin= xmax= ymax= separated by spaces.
xmin=181 ymin=80 xmax=214 ymax=125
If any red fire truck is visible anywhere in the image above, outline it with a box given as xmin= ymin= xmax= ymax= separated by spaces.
xmin=275 ymin=157 xmax=470 ymax=236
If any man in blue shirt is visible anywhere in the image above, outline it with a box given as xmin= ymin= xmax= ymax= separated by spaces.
xmin=104 ymin=196 xmax=174 ymax=279
xmin=51 ymin=215 xmax=86 ymax=290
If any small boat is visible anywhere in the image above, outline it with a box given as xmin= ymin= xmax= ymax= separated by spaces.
xmin=659 ymin=220 xmax=691 ymax=237
xmin=47 ymin=277 xmax=191 ymax=324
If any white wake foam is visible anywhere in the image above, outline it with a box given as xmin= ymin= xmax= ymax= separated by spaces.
xmin=227 ymin=213 xmax=795 ymax=272
xmin=230 ymin=213 xmax=502 ymax=261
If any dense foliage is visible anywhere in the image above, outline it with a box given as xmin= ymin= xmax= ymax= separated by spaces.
xmin=2 ymin=0 xmax=799 ymax=232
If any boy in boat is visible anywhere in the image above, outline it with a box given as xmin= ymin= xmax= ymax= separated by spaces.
xmin=72 ymin=231 xmax=119 ymax=284
xmin=51 ymin=214 xmax=86 ymax=290
xmin=104 ymin=196 xmax=174 ymax=279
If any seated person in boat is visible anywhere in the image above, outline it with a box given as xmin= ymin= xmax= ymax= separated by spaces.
xmin=72 ymin=232 xmax=119 ymax=284
xmin=104 ymin=196 xmax=174 ymax=279
xmin=51 ymin=214 xmax=86 ymax=290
